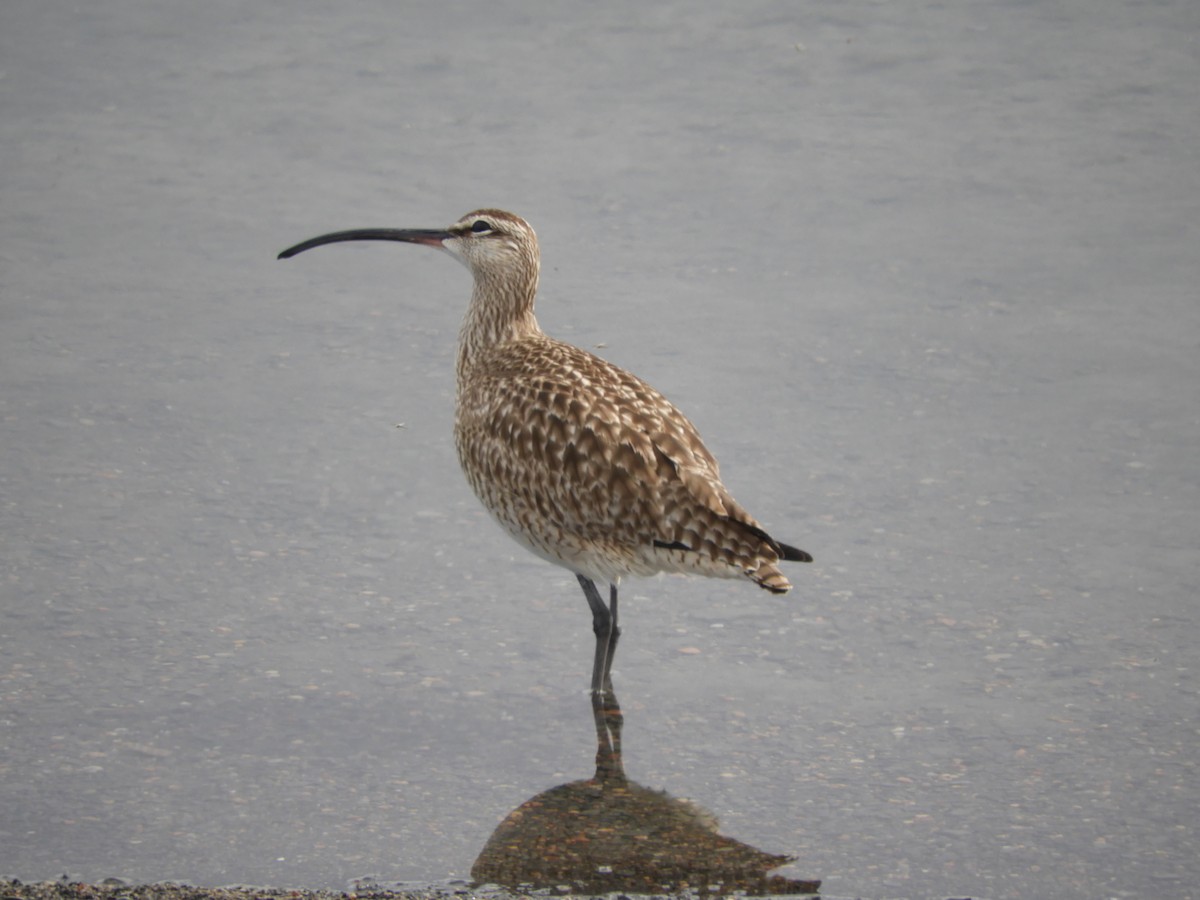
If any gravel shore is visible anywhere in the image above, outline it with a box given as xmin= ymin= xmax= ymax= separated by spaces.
xmin=1 ymin=881 xmax=488 ymax=900
xmin=0 ymin=879 xmax=840 ymax=900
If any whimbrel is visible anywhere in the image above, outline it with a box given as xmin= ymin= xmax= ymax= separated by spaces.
xmin=279 ymin=209 xmax=811 ymax=698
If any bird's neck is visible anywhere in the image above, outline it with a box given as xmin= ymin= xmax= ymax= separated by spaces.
xmin=456 ymin=268 xmax=542 ymax=380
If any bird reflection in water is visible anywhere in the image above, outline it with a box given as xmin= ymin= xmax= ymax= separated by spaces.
xmin=471 ymin=682 xmax=821 ymax=896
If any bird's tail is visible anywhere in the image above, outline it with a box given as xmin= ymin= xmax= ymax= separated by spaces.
xmin=751 ymin=561 xmax=795 ymax=594
xmin=743 ymin=528 xmax=812 ymax=594
xmin=714 ymin=514 xmax=812 ymax=594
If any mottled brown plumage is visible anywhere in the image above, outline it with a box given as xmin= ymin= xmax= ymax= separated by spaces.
xmin=279 ymin=209 xmax=810 ymax=695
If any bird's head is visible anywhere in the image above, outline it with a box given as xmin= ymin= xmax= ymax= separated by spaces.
xmin=439 ymin=209 xmax=538 ymax=278
xmin=278 ymin=208 xmax=539 ymax=288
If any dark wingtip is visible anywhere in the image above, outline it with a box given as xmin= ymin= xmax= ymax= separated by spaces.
xmin=735 ymin=518 xmax=813 ymax=564
xmin=779 ymin=542 xmax=813 ymax=563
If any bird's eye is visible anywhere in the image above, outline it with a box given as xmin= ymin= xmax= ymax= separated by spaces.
xmin=470 ymin=220 xmax=492 ymax=233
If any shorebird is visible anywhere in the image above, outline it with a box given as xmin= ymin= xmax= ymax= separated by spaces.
xmin=279 ymin=209 xmax=811 ymax=698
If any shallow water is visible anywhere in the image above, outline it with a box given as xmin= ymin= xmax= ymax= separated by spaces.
xmin=2 ymin=2 xmax=1197 ymax=899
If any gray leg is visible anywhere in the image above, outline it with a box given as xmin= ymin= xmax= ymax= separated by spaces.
xmin=576 ymin=574 xmax=620 ymax=696
xmin=604 ymin=582 xmax=620 ymax=692
xmin=577 ymin=575 xmax=624 ymax=782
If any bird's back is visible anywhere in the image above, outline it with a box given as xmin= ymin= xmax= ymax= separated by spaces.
xmin=455 ymin=333 xmax=802 ymax=591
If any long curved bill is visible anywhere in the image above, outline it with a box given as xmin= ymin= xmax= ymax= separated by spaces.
xmin=277 ymin=228 xmax=453 ymax=260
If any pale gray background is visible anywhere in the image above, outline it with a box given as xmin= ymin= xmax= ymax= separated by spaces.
xmin=2 ymin=2 xmax=1197 ymax=899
